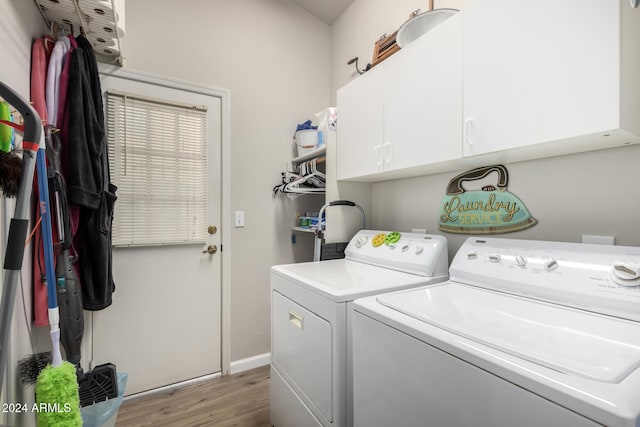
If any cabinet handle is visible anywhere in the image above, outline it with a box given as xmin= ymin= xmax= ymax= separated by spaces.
xmin=464 ymin=118 xmax=473 ymax=146
xmin=374 ymin=145 xmax=383 ymax=167
xmin=383 ymin=142 xmax=392 ymax=165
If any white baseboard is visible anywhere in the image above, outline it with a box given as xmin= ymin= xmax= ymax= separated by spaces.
xmin=230 ymin=352 xmax=271 ymax=375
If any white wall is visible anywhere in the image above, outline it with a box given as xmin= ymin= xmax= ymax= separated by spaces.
xmin=120 ymin=0 xmax=331 ymax=361
xmin=0 ymin=1 xmax=48 ymax=424
xmin=331 ymin=0 xmax=640 ymax=261
xmin=0 ymin=1 xmax=46 ymax=95
xmin=372 ymin=146 xmax=640 ymax=261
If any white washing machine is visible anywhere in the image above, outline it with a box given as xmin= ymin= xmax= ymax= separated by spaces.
xmin=270 ymin=230 xmax=449 ymax=427
xmin=352 ymin=237 xmax=640 ymax=427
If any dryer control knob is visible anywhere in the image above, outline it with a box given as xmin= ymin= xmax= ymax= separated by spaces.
xmin=488 ymin=254 xmax=501 ymax=263
xmin=611 ymin=262 xmax=640 ymax=286
xmin=544 ymin=259 xmax=559 ymax=271
xmin=415 ymin=244 xmax=424 ymax=255
xmin=467 ymin=251 xmax=478 ymax=260
xmin=355 ymin=236 xmax=368 ymax=248
xmin=515 ymin=255 xmax=527 ymax=267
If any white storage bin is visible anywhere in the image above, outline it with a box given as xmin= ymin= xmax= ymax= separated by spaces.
xmin=295 ymin=129 xmax=318 ymax=156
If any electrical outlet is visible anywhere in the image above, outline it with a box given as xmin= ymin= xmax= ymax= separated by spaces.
xmin=234 ymin=211 xmax=245 ymax=228
xmin=582 ymin=235 xmax=615 ymax=245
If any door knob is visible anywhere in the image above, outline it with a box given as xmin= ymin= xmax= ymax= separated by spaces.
xmin=208 ymin=225 xmax=217 ymax=235
xmin=202 ymin=245 xmax=218 ymax=255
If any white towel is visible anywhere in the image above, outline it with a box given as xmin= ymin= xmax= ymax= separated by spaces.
xmin=45 ymin=36 xmax=71 ymax=126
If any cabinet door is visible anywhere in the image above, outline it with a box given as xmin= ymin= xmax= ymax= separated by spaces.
xmin=384 ymin=14 xmax=463 ymax=171
xmin=463 ymin=0 xmax=620 ymax=156
xmin=337 ymin=66 xmax=384 ymax=180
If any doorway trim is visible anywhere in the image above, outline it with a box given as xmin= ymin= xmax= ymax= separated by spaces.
xmin=98 ymin=64 xmax=232 ymax=375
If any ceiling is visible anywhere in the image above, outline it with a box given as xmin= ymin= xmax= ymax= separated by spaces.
xmin=290 ymin=0 xmax=355 ymax=25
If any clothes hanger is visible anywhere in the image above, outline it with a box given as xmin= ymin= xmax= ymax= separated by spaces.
xmin=312 ymin=158 xmax=325 ymax=179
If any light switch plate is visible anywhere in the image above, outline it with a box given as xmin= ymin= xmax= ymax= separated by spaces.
xmin=234 ymin=211 xmax=245 ymax=228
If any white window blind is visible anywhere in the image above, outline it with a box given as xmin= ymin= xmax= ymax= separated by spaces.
xmin=106 ymin=90 xmax=208 ymax=246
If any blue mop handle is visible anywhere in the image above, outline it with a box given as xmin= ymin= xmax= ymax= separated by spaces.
xmin=36 ymin=138 xmax=57 ymax=311
xmin=36 ymin=128 xmax=63 ymax=367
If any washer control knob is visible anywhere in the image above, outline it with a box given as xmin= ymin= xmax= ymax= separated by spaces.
xmin=401 ymin=244 xmax=410 ymax=252
xmin=355 ymin=236 xmax=368 ymax=248
xmin=415 ymin=244 xmax=424 ymax=255
xmin=467 ymin=251 xmax=478 ymax=260
xmin=515 ymin=255 xmax=527 ymax=267
xmin=388 ymin=244 xmax=397 ymax=250
xmin=488 ymin=254 xmax=501 ymax=263
xmin=544 ymin=259 xmax=559 ymax=271
xmin=611 ymin=262 xmax=640 ymax=286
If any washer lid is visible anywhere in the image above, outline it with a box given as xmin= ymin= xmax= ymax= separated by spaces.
xmin=377 ymin=283 xmax=640 ymax=383
xmin=272 ymin=259 xmax=444 ymax=302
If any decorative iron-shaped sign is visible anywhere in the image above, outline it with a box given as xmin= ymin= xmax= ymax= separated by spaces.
xmin=439 ymin=165 xmax=537 ymax=234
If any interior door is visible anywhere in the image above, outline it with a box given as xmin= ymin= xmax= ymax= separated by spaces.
xmin=91 ymin=71 xmax=222 ymax=395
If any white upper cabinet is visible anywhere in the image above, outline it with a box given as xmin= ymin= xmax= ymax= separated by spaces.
xmin=337 ymin=1 xmax=640 ymax=182
xmin=337 ymin=66 xmax=384 ymax=180
xmin=463 ymin=0 xmax=640 ymax=158
xmin=384 ymin=14 xmax=462 ymax=174
xmin=337 ymin=14 xmax=463 ymax=182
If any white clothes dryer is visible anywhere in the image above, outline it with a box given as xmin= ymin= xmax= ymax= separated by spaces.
xmin=270 ymin=230 xmax=449 ymax=427
xmin=352 ymin=237 xmax=640 ymax=427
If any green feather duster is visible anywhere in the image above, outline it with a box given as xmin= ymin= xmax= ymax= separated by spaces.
xmin=35 ymin=361 xmax=82 ymax=427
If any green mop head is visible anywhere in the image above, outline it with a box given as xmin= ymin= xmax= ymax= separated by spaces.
xmin=35 ymin=361 xmax=82 ymax=427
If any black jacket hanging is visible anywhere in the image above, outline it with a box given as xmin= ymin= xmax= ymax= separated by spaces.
xmin=64 ymin=36 xmax=117 ymax=310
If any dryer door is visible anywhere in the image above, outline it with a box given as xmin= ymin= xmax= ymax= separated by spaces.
xmin=272 ymin=290 xmax=333 ymax=423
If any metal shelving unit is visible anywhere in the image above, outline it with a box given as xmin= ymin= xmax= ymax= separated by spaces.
xmin=34 ymin=0 xmax=125 ymax=65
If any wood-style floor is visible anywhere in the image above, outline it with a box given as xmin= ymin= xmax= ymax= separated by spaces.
xmin=115 ymin=366 xmax=271 ymax=427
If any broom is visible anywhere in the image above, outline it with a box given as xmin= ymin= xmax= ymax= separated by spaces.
xmin=0 ymin=81 xmax=81 ymax=426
